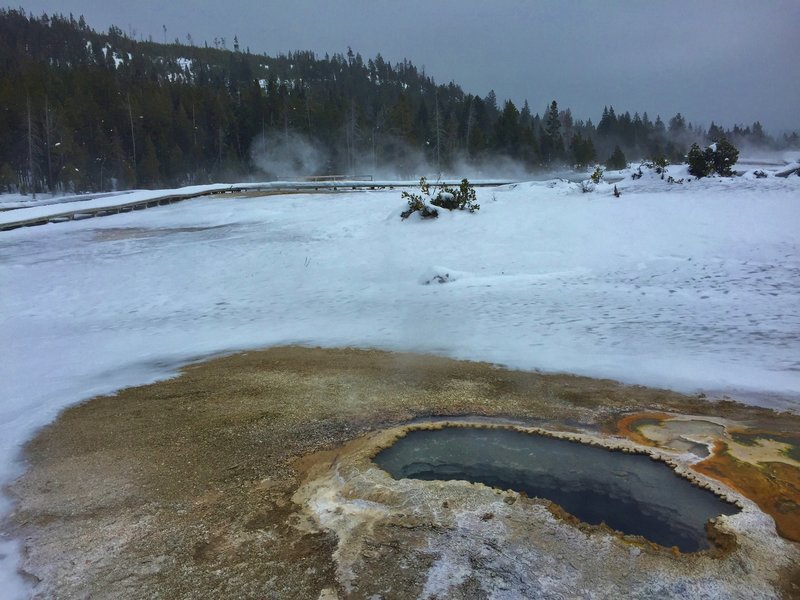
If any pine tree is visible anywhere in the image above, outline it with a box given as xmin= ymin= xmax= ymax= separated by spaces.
xmin=0 ymin=162 xmax=15 ymax=192
xmin=605 ymin=145 xmax=626 ymax=170
xmin=494 ymin=100 xmax=520 ymax=157
xmin=668 ymin=113 xmax=686 ymax=135
xmin=707 ymin=122 xmax=724 ymax=142
xmin=687 ymin=143 xmax=710 ymax=177
xmin=597 ymin=105 xmax=617 ymax=138
xmin=484 ymin=89 xmax=498 ymax=121
xmin=712 ymin=138 xmax=739 ymax=176
xmin=139 ymin=137 xmax=161 ymax=187
xmin=520 ymin=100 xmax=532 ymax=128
xmin=688 ymin=139 xmax=739 ymax=178
xmin=540 ymin=100 xmax=563 ymax=165
xmin=570 ymin=133 xmax=596 ymax=169
xmin=26 ymin=95 xmax=37 ymax=197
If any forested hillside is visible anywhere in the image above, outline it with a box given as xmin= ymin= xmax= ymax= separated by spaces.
xmin=1 ymin=9 xmax=796 ymax=193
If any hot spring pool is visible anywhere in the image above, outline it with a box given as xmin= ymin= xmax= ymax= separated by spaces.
xmin=373 ymin=427 xmax=739 ymax=552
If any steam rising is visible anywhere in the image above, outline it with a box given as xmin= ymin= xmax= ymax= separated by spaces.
xmin=251 ymin=132 xmax=327 ymax=179
xmin=250 ymin=131 xmax=539 ymax=181
xmin=250 ymin=132 xmax=800 ymax=183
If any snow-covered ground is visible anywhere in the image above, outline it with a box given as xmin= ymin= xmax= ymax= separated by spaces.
xmin=1 ymin=164 xmax=799 ymax=597
xmin=0 ymin=180 xmax=510 ymax=228
xmin=0 ymin=184 xmax=237 ymax=226
xmin=0 ymin=190 xmax=136 ymax=211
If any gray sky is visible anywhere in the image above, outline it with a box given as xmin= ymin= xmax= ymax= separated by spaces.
xmin=13 ymin=0 xmax=800 ymax=133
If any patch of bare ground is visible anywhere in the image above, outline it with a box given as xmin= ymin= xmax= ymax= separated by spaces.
xmin=4 ymin=346 xmax=799 ymax=599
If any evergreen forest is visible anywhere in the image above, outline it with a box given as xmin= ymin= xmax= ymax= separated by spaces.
xmin=1 ymin=9 xmax=797 ymax=193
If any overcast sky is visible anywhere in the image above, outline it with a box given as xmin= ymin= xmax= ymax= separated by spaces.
xmin=12 ymin=0 xmax=800 ymax=133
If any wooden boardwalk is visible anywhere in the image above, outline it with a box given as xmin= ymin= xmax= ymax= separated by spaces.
xmin=0 ymin=180 xmax=513 ymax=232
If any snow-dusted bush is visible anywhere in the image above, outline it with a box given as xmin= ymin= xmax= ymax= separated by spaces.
xmin=400 ymin=177 xmax=479 ymax=220
xmin=431 ymin=178 xmax=480 ymax=212
xmin=650 ymin=155 xmax=669 ymax=174
xmin=632 ymin=158 xmax=672 ymax=181
xmin=400 ymin=192 xmax=438 ymax=219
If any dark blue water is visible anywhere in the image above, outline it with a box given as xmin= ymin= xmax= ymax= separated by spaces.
xmin=373 ymin=427 xmax=739 ymax=552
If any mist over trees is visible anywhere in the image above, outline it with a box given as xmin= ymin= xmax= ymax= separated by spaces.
xmin=1 ymin=9 xmax=797 ymax=194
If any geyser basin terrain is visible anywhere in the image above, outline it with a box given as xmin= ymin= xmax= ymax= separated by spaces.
xmin=6 ymin=347 xmax=799 ymax=599
xmin=373 ymin=427 xmax=740 ymax=551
